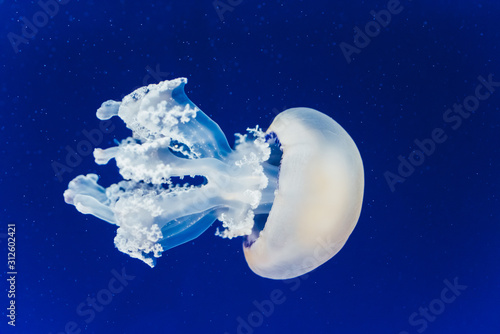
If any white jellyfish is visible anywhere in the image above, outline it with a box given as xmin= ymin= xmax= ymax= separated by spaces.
xmin=64 ymin=78 xmax=364 ymax=279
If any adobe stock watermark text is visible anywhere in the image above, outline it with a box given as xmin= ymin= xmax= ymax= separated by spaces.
xmin=385 ymin=73 xmax=499 ymax=192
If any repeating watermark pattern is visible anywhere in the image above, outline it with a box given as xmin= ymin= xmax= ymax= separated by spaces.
xmin=51 ymin=120 xmax=116 ymax=183
xmin=52 ymin=65 xmax=170 ymax=183
xmin=339 ymin=0 xmax=411 ymax=64
xmin=224 ymin=275 xmax=308 ymax=334
xmin=7 ymin=0 xmax=72 ymax=54
xmin=384 ymin=73 xmax=500 ymax=192
xmin=213 ymin=0 xmax=243 ymax=22
xmin=271 ymin=106 xmax=287 ymax=117
xmin=225 ymin=233 xmax=341 ymax=334
xmin=399 ymin=277 xmax=467 ymax=334
xmin=124 ymin=65 xmax=170 ymax=99
xmin=50 ymin=267 xmax=135 ymax=334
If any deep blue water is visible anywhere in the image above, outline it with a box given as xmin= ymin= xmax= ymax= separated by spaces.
xmin=1 ymin=0 xmax=500 ymax=333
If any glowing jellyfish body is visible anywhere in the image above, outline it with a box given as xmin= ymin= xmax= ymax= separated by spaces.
xmin=64 ymin=78 xmax=364 ymax=279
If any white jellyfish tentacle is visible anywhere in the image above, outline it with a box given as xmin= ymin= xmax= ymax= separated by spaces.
xmin=64 ymin=78 xmax=278 ymax=267
xmin=96 ymin=78 xmax=232 ymax=160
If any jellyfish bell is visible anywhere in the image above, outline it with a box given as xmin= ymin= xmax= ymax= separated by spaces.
xmin=243 ymin=108 xmax=364 ymax=279
xmin=64 ymin=78 xmax=364 ymax=279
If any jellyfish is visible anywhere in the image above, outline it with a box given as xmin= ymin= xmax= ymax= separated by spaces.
xmin=64 ymin=78 xmax=364 ymax=279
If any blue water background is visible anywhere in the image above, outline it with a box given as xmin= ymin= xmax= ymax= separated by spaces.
xmin=1 ymin=0 xmax=499 ymax=333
